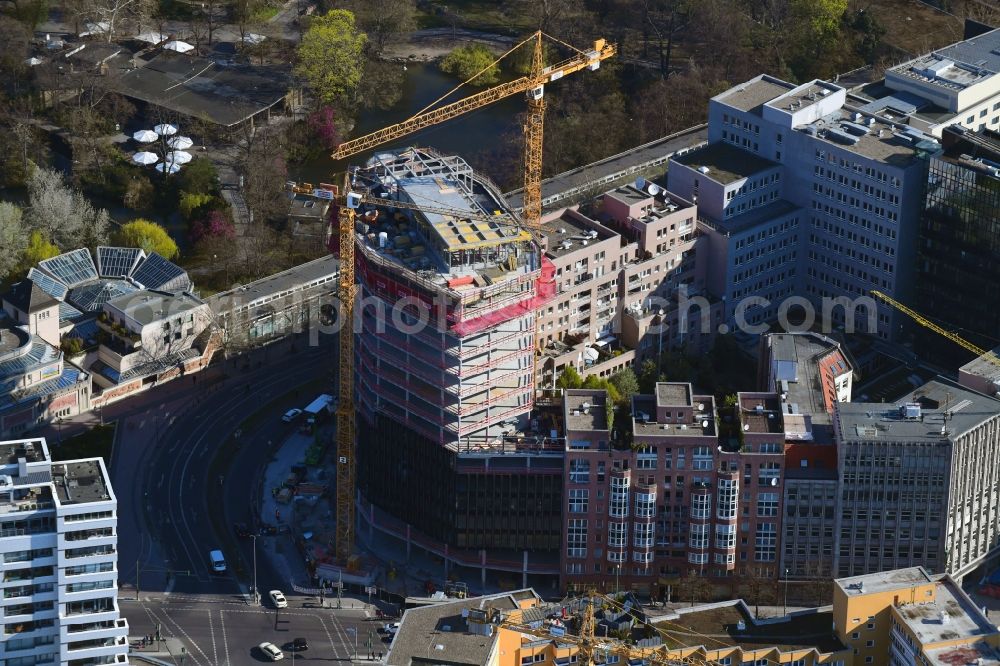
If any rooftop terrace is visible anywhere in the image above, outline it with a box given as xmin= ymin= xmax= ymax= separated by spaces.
xmin=673 ymin=142 xmax=779 ymax=185
xmin=739 ymin=393 xmax=784 ymax=434
xmin=565 ymin=390 xmax=608 ymax=432
xmin=656 ymin=382 xmax=691 ymax=406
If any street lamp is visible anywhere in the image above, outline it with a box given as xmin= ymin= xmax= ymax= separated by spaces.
xmin=250 ymin=534 xmax=259 ymax=605
xmin=783 ymin=567 xmax=789 ymax=616
xmin=656 ymin=309 xmax=665 ymax=378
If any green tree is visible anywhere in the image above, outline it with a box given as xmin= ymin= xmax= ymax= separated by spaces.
xmin=637 ymin=358 xmax=663 ymax=394
xmin=179 ymin=192 xmax=215 ymax=220
xmin=582 ymin=375 xmax=621 ymax=405
xmin=0 ymin=202 xmax=27 ymax=282
xmin=609 ymin=368 xmax=640 ymax=405
xmin=556 ymin=365 xmax=583 ymax=390
xmin=114 ymin=219 xmax=179 ymax=259
xmin=440 ymin=44 xmax=500 ymax=86
xmin=295 ymin=10 xmax=367 ymax=105
xmin=22 ymin=231 xmax=60 ymax=269
xmin=177 ymin=158 xmax=219 ymax=196
xmin=340 ymin=0 xmax=415 ymax=56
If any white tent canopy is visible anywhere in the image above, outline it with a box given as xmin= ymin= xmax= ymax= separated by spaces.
xmin=132 ymin=151 xmax=159 ymax=165
xmin=166 ymin=151 xmax=192 ymax=165
xmin=155 ymin=161 xmax=181 ymax=174
xmin=244 ymin=33 xmax=266 ymax=45
xmin=136 ymin=31 xmax=167 ymax=44
xmin=167 ymin=135 xmax=193 ymax=150
xmin=154 ymin=123 xmax=178 ymax=136
xmin=163 ymin=40 xmax=193 ymax=53
xmin=133 ymin=129 xmax=158 ymax=143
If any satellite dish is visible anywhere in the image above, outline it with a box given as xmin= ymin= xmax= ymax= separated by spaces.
xmin=743 ymin=424 xmax=750 ymax=431
xmin=771 ymin=477 xmax=779 ymax=486
xmin=647 ymin=183 xmax=662 ymax=196
xmin=634 ymin=176 xmax=647 ymax=190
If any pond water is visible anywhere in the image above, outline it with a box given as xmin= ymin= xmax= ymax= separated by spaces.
xmin=287 ymin=61 xmax=523 ymax=185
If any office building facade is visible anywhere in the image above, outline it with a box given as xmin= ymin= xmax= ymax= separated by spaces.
xmin=0 ymin=438 xmax=129 ymax=666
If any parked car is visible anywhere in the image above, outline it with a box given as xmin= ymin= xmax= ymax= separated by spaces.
xmin=233 ymin=522 xmax=252 ymax=538
xmin=269 ymin=590 xmax=288 ymax=609
xmin=288 ymin=637 xmax=308 ymax=651
xmin=282 ymin=408 xmax=303 ymax=423
xmin=258 ymin=642 xmax=284 ymax=661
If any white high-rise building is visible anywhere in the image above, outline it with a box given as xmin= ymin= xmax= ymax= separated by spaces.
xmin=0 ymin=438 xmax=128 ymax=666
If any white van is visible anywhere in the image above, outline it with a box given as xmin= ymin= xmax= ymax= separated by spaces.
xmin=209 ymin=549 xmax=227 ymax=573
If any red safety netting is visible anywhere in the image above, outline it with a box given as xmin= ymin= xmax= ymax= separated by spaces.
xmin=451 ymin=256 xmax=557 ymax=337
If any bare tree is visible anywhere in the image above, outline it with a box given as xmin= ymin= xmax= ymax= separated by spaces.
xmin=27 ymin=167 xmax=111 ymax=249
xmin=0 ymin=202 xmax=28 ymax=281
xmin=84 ymin=0 xmax=154 ymax=43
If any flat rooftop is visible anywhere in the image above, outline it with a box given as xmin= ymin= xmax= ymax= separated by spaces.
xmin=837 ymin=378 xmax=1000 ymax=444
xmin=809 ymin=108 xmax=935 ymax=164
xmin=0 ymin=439 xmax=48 ymax=466
xmin=895 ymin=578 xmax=997 ymax=655
xmin=107 ymin=289 xmax=204 ymax=326
xmin=565 ymin=391 xmax=608 ymax=432
xmin=0 ymin=324 xmax=30 ymax=356
xmin=740 ymin=394 xmax=784 ymax=434
xmin=656 ymin=382 xmax=691 ymax=407
xmin=716 ymin=76 xmax=797 ymax=113
xmin=768 ymin=81 xmax=843 ymax=112
xmin=959 ymin=345 xmax=1000 ymax=386
xmin=542 ymin=209 xmax=616 ymax=260
xmin=889 ymin=28 xmax=1000 ymax=94
xmin=386 ymin=590 xmax=539 ymax=666
xmin=52 ymin=459 xmax=111 ymax=504
xmin=653 ymin=602 xmax=845 ymax=654
xmin=767 ymin=332 xmax=850 ymax=426
xmin=939 ymin=126 xmax=1000 ymax=173
xmin=672 ymin=142 xmax=779 ymax=185
xmin=836 ymin=566 xmax=932 ymax=596
xmin=114 ymin=51 xmax=290 ymax=127
xmin=633 ymin=395 xmax=716 ymax=437
xmin=207 ymin=255 xmax=339 ymax=313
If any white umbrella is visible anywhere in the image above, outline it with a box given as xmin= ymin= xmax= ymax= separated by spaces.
xmin=154 ymin=123 xmax=178 ymax=136
xmin=136 ymin=31 xmax=167 ymax=44
xmin=167 ymin=135 xmax=193 ymax=150
xmin=245 ymin=33 xmax=266 ymax=45
xmin=163 ymin=40 xmax=193 ymax=53
xmin=166 ymin=150 xmax=192 ymax=165
xmin=132 ymin=151 xmax=159 ymax=165
xmin=155 ymin=161 xmax=181 ymax=174
xmin=133 ymin=129 xmax=158 ymax=143
xmin=25 ymin=56 xmax=44 ymax=66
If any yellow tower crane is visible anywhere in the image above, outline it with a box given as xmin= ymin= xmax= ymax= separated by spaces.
xmin=870 ymin=290 xmax=1000 ymax=367
xmin=330 ymin=32 xmax=616 ymax=565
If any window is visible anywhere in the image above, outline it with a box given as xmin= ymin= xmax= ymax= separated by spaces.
xmin=567 ymin=519 xmax=587 ymax=558
xmin=569 ymin=459 xmax=590 ymax=484
xmin=757 ymin=492 xmax=778 ymax=517
xmin=866 ymin=640 xmax=874 ymax=647
xmin=568 ymin=489 xmax=588 ymax=513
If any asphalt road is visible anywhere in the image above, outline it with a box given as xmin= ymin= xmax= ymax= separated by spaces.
xmin=123 ymin=597 xmax=378 ymax=665
xmin=116 ymin=334 xmax=335 ymax=600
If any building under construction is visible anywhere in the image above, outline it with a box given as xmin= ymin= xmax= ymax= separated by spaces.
xmin=353 ymin=148 xmax=563 ymax=584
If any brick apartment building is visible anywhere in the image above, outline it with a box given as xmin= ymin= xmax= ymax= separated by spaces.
xmin=535 ymin=185 xmax=720 ymax=388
